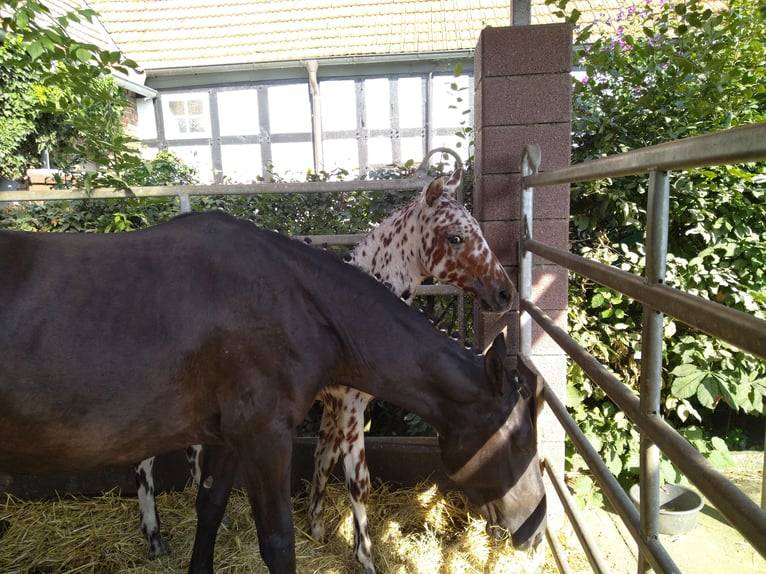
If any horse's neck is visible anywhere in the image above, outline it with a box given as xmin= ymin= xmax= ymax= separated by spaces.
xmin=345 ymin=333 xmax=481 ymax=435
xmin=348 ymin=201 xmax=425 ymax=301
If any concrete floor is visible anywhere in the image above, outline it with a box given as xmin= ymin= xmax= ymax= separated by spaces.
xmin=558 ymin=451 xmax=765 ymax=573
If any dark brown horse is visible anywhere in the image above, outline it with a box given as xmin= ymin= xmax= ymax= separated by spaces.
xmin=0 ymin=211 xmax=546 ymax=573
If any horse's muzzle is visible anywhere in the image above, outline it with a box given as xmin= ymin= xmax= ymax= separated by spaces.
xmin=486 ymin=523 xmax=510 ymax=541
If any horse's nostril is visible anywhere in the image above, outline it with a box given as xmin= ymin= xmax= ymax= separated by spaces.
xmin=498 ymin=289 xmax=512 ymax=308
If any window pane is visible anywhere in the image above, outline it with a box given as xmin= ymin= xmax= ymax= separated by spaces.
xmin=322 ymin=139 xmax=358 ymax=171
xmin=221 ymin=144 xmax=262 ymax=183
xmin=400 ymin=136 xmax=424 ymax=163
xmin=168 ymin=145 xmax=213 ymax=184
xmin=319 ymin=80 xmax=357 ymax=131
xmin=367 ymin=137 xmax=392 ymax=167
xmin=364 ymin=78 xmax=389 ymax=130
xmin=218 ymin=90 xmax=259 ymax=136
xmin=431 ymin=74 xmax=470 ymax=129
xmin=429 ymin=133 xmax=470 ymax=163
xmin=187 ymin=99 xmax=204 ymax=115
xmin=398 ymin=77 xmax=423 ymax=128
xmin=270 ymin=142 xmax=314 ymax=180
xmin=189 ymin=118 xmax=205 ymax=133
xmin=269 ymin=84 xmax=311 ymax=134
xmin=163 ymin=94 xmax=209 ymax=139
xmin=168 ymin=100 xmax=185 ymax=116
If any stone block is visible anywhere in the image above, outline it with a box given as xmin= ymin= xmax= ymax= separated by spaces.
xmin=475 ymin=24 xmax=573 ymax=80
xmin=477 ymin=74 xmax=572 ymax=127
xmin=476 ymin=123 xmax=571 ymax=175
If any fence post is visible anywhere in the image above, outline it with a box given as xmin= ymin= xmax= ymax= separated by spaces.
xmin=520 ymin=144 xmax=540 ymax=357
xmin=638 ymin=169 xmax=670 ymax=572
xmin=178 ymin=192 xmax=191 ymax=213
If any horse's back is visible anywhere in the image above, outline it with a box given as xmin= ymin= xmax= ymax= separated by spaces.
xmin=0 ymin=213 xmax=321 ymax=473
xmin=0 ymin=211 xmax=445 ymax=475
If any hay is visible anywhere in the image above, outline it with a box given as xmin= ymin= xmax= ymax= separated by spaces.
xmin=0 ymin=481 xmax=587 ymax=573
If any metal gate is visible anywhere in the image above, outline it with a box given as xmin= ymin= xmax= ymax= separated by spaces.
xmin=519 ymin=122 xmax=766 ymax=573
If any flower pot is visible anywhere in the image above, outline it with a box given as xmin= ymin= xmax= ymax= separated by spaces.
xmin=629 ymin=482 xmax=704 ymax=535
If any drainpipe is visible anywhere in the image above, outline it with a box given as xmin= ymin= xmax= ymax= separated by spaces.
xmin=510 ymin=0 xmax=532 ymax=25
xmin=305 ymin=60 xmax=323 ymax=173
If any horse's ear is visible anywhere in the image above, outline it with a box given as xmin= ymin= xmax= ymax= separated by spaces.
xmin=424 ymin=176 xmax=446 ymax=207
xmin=484 ymin=333 xmax=507 ymax=396
xmin=443 ymin=168 xmax=463 ymax=199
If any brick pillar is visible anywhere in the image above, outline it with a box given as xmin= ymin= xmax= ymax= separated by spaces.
xmin=473 ymin=23 xmax=572 ymax=527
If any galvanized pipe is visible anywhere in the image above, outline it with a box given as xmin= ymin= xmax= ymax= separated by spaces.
xmin=542 ymin=453 xmax=611 ymax=574
xmin=539 ymin=368 xmax=680 ymax=573
xmin=545 ymin=524 xmax=573 ymax=574
xmin=518 ymin=145 xmax=540 ymax=357
xmin=638 ymin=169 xmax=670 ymax=573
xmin=523 ymin=300 xmax=766 ymax=560
xmin=521 ymin=237 xmax=766 ymax=361
xmin=522 ymin=121 xmax=766 ymax=188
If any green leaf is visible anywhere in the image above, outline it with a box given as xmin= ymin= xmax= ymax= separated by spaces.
xmin=15 ymin=7 xmax=32 ymax=29
xmin=591 ymin=293 xmax=605 ymax=308
xmin=696 ymin=378 xmax=720 ymax=409
xmin=75 ymin=48 xmax=91 ymax=62
xmin=670 ymin=364 xmax=707 ymax=399
xmin=26 ymin=39 xmax=44 ymax=60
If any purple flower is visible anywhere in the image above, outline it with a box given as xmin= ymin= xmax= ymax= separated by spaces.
xmin=581 ymin=75 xmax=589 ymax=85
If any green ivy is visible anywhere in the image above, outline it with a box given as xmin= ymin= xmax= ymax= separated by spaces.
xmin=0 ymin=1 xmax=141 ymax=183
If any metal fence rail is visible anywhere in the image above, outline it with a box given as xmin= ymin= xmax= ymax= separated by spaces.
xmin=519 ymin=121 xmax=766 ymax=573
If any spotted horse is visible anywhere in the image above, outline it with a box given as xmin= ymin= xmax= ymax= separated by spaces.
xmin=132 ymin=168 xmax=516 ymax=571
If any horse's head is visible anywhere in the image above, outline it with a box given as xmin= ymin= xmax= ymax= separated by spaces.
xmin=438 ymin=334 xmax=546 ymax=551
xmin=417 ymin=169 xmax=515 ymax=313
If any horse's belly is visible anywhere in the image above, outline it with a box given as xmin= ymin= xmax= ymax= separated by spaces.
xmin=0 ymin=380 xmax=219 ymax=475
xmin=0 ymin=417 xmax=212 ymax=475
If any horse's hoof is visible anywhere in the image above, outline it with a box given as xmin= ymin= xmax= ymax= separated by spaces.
xmin=148 ymin=538 xmax=170 ymax=559
xmin=309 ymin=522 xmax=325 ymax=542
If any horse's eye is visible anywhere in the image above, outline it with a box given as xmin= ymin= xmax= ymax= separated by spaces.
xmin=448 ymin=235 xmax=463 ymax=245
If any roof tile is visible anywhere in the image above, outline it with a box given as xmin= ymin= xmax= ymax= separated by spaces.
xmin=81 ymin=0 xmax=725 ymax=71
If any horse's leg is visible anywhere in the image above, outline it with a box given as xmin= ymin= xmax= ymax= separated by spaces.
xmin=188 ymin=445 xmax=238 ymax=574
xmin=308 ymin=397 xmax=341 ymax=541
xmin=134 ymin=457 xmax=170 ymax=558
xmin=240 ymin=429 xmax=297 ymax=574
xmin=187 ymin=444 xmax=232 ymax=528
xmin=338 ymin=393 xmax=375 ymax=574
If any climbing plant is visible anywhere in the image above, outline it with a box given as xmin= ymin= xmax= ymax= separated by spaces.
xmin=547 ymin=0 xmax=766 ymax=502
xmin=0 ymin=1 xmax=141 ymax=186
